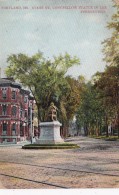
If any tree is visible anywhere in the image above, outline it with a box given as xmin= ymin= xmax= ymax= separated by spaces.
xmin=93 ymin=61 xmax=119 ymax=137
xmin=101 ymin=0 xmax=119 ymax=136
xmin=6 ymin=52 xmax=80 ymax=134
xmin=76 ymin=80 xmax=105 ymax=136
xmin=76 ymin=1 xmax=119 ymax=138
xmin=102 ymin=0 xmax=119 ymax=66
xmin=57 ymin=76 xmax=81 ymax=137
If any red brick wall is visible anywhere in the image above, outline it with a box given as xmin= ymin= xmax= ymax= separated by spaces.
xmin=0 ymin=84 xmax=34 ymax=143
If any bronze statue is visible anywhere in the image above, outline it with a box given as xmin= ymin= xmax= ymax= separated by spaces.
xmin=47 ymin=102 xmax=58 ymax=121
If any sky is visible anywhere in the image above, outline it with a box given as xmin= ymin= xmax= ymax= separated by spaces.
xmin=0 ymin=0 xmax=116 ymax=80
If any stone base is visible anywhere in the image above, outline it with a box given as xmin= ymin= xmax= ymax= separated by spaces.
xmin=36 ymin=121 xmax=64 ymax=144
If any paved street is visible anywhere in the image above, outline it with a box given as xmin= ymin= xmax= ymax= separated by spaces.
xmin=0 ymin=136 xmax=119 ymax=188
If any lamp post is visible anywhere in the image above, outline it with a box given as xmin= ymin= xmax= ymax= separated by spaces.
xmin=30 ymin=103 xmax=34 ymax=144
xmin=23 ymin=122 xmax=26 ymax=141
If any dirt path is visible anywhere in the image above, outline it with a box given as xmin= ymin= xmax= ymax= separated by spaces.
xmin=0 ymin=136 xmax=119 ymax=188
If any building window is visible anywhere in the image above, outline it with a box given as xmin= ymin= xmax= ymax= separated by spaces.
xmin=12 ymin=123 xmax=16 ymax=135
xmin=20 ymin=123 xmax=23 ymax=136
xmin=12 ymin=123 xmax=16 ymax=131
xmin=2 ymin=88 xmax=7 ymax=99
xmin=3 ymin=123 xmax=7 ymax=135
xmin=12 ymin=90 xmax=16 ymax=99
xmin=20 ymin=108 xmax=24 ymax=118
xmin=2 ymin=138 xmax=8 ymax=143
xmin=25 ymin=110 xmax=27 ymax=118
xmin=2 ymin=105 xmax=7 ymax=115
xmin=12 ymin=106 xmax=17 ymax=116
xmin=24 ymin=96 xmax=27 ymax=103
xmin=22 ymin=110 xmax=24 ymax=118
xmin=13 ymin=139 xmax=16 ymax=143
xmin=20 ymin=109 xmax=22 ymax=118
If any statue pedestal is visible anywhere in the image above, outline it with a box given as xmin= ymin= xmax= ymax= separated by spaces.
xmin=36 ymin=121 xmax=64 ymax=144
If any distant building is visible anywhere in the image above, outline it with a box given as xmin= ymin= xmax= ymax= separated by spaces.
xmin=0 ymin=78 xmax=34 ymax=144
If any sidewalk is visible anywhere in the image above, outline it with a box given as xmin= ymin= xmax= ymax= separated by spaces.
xmin=0 ymin=141 xmax=30 ymax=147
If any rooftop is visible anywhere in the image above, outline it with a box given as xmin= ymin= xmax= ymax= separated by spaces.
xmin=0 ymin=78 xmax=22 ymax=88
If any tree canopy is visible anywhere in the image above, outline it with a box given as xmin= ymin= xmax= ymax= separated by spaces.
xmin=6 ymin=52 xmax=80 ymax=134
xmin=76 ymin=1 xmax=119 ymax=137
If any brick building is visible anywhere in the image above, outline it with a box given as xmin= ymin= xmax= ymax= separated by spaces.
xmin=0 ymin=78 xmax=34 ymax=144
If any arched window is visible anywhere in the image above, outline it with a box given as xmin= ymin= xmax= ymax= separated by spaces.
xmin=12 ymin=90 xmax=16 ymax=99
xmin=24 ymin=96 xmax=28 ymax=103
xmin=2 ymin=88 xmax=7 ymax=99
xmin=2 ymin=105 xmax=7 ymax=115
xmin=3 ymin=123 xmax=7 ymax=135
xmin=12 ymin=106 xmax=17 ymax=116
xmin=12 ymin=123 xmax=16 ymax=135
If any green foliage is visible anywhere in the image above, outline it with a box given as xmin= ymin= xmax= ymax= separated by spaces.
xmin=58 ymin=76 xmax=81 ymax=126
xmin=95 ymin=1 xmax=119 ymax=137
xmin=89 ymin=135 xmax=119 ymax=141
xmin=76 ymin=68 xmax=118 ymax=136
xmin=76 ymin=81 xmax=105 ymax=136
xmin=6 ymin=52 xmax=80 ymax=130
xmin=102 ymin=1 xmax=119 ymax=65
xmin=71 ymin=2 xmax=119 ymax=137
xmin=93 ymin=61 xmax=119 ymax=137
xmin=22 ymin=143 xmax=80 ymax=149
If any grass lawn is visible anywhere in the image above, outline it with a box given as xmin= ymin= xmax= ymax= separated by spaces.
xmin=22 ymin=142 xmax=80 ymax=149
xmin=89 ymin=135 xmax=119 ymax=141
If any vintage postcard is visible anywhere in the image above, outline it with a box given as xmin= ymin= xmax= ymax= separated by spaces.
xmin=0 ymin=0 xmax=119 ymax=194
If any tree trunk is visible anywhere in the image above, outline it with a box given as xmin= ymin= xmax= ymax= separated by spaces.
xmin=84 ymin=124 xmax=88 ymax=136
xmin=117 ymin=111 xmax=119 ymax=138
xmin=64 ymin=126 xmax=68 ymax=138
xmin=105 ymin=115 xmax=108 ymax=137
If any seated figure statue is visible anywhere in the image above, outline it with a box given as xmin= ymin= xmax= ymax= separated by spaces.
xmin=47 ymin=102 xmax=58 ymax=121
